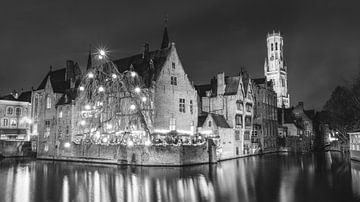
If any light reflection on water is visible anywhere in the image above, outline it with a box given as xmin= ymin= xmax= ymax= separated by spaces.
xmin=0 ymin=152 xmax=359 ymax=202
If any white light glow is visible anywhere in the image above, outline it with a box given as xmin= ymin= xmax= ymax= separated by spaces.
xmin=142 ymin=97 xmax=147 ymax=102
xmin=131 ymin=71 xmax=136 ymax=77
xmin=99 ymin=49 xmax=106 ymax=56
xmin=98 ymin=86 xmax=105 ymax=92
xmin=154 ymin=129 xmax=171 ymax=134
xmin=107 ymin=124 xmax=113 ymax=130
xmin=144 ymin=140 xmax=151 ymax=146
xmin=98 ymin=55 xmax=103 ymax=60
xmin=88 ymin=72 xmax=94 ymax=78
xmin=130 ymin=105 xmax=136 ymax=110
xmin=128 ymin=140 xmax=134 ymax=146
xmin=64 ymin=142 xmax=71 ymax=148
xmin=112 ymin=74 xmax=117 ymax=79
xmin=84 ymin=105 xmax=91 ymax=110
xmin=134 ymin=87 xmax=141 ymax=93
xmin=80 ymin=120 xmax=86 ymax=126
xmin=79 ymin=86 xmax=85 ymax=91
xmin=102 ymin=137 xmax=108 ymax=143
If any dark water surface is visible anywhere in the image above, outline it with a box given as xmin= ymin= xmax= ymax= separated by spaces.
xmin=0 ymin=152 xmax=360 ymax=202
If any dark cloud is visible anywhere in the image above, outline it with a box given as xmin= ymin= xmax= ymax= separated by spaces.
xmin=1 ymin=0 xmax=360 ymax=110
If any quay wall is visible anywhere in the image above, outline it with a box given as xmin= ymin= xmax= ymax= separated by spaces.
xmin=0 ymin=140 xmax=33 ymax=157
xmin=38 ymin=140 xmax=216 ymax=166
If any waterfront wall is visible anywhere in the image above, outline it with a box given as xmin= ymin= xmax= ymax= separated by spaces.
xmin=38 ymin=140 xmax=217 ymax=166
xmin=0 ymin=140 xmax=33 ymax=157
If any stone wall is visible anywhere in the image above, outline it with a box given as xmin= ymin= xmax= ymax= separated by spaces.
xmin=47 ymin=139 xmax=216 ymax=166
xmin=0 ymin=140 xmax=33 ymax=157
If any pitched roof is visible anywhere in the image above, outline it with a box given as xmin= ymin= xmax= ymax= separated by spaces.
xmin=252 ymin=77 xmax=266 ymax=85
xmin=56 ymin=89 xmax=78 ymax=106
xmin=37 ymin=68 xmax=70 ymax=93
xmin=113 ymin=47 xmax=171 ymax=87
xmin=195 ymin=84 xmax=214 ymax=97
xmin=210 ymin=113 xmax=230 ymax=128
xmin=224 ymin=76 xmax=240 ymax=95
xmin=18 ymin=91 xmax=32 ymax=102
xmin=0 ymin=94 xmax=17 ymax=101
xmin=278 ymin=108 xmax=304 ymax=129
xmin=161 ymin=27 xmax=170 ymax=49
xmin=198 ymin=114 xmax=207 ymax=127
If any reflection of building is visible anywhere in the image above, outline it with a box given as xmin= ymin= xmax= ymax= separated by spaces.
xmin=264 ymin=31 xmax=290 ymax=108
xmin=0 ymin=92 xmax=32 ymax=140
xmin=252 ymin=77 xmax=278 ymax=153
xmin=197 ymin=71 xmax=254 ymax=157
xmin=349 ymin=130 xmax=360 ymax=161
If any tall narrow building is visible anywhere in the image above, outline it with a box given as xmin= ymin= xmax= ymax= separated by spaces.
xmin=264 ymin=31 xmax=290 ymax=108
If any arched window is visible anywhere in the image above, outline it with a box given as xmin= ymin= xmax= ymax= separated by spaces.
xmin=46 ymin=96 xmax=51 ymax=109
xmin=208 ymin=121 xmax=212 ymax=127
xmin=271 ymin=43 xmax=274 ymax=51
xmin=2 ymin=118 xmax=9 ymax=127
xmin=16 ymin=107 xmax=21 ymax=116
xmin=7 ymin=107 xmax=14 ymax=115
xmin=275 ymin=42 xmax=278 ymax=50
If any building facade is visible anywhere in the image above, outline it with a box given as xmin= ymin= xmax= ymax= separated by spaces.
xmin=252 ymin=78 xmax=278 ymax=153
xmin=0 ymin=92 xmax=32 ymax=141
xmin=197 ymin=71 xmax=254 ymax=157
xmin=264 ymin=32 xmax=290 ymax=108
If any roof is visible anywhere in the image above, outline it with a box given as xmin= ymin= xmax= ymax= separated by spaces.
xmin=304 ymin=109 xmax=316 ymax=120
xmin=56 ymin=89 xmax=78 ymax=106
xmin=37 ymin=68 xmax=70 ymax=93
xmin=195 ymin=84 xmax=214 ymax=97
xmin=278 ymin=108 xmax=304 ymax=129
xmin=210 ymin=113 xmax=230 ymax=128
xmin=252 ymin=77 xmax=266 ymax=85
xmin=18 ymin=91 xmax=32 ymax=102
xmin=113 ymin=47 xmax=171 ymax=88
xmin=198 ymin=114 xmax=207 ymax=127
xmin=224 ymin=76 xmax=240 ymax=95
xmin=0 ymin=94 xmax=18 ymax=101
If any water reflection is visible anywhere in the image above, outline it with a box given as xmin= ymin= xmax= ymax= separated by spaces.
xmin=0 ymin=152 xmax=360 ymax=202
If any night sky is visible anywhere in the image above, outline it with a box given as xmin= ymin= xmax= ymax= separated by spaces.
xmin=1 ymin=0 xmax=360 ymax=110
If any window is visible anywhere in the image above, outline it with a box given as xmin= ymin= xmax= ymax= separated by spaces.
xmin=2 ymin=118 xmax=9 ymax=127
xmin=235 ymin=114 xmax=242 ymax=126
xmin=66 ymin=125 xmax=70 ymax=135
xmin=179 ymin=98 xmax=185 ymax=113
xmin=208 ymin=121 xmax=212 ymax=127
xmin=171 ymin=76 xmax=177 ymax=85
xmin=245 ymin=116 xmax=252 ymax=127
xmin=10 ymin=119 xmax=17 ymax=127
xmin=46 ymin=96 xmax=51 ymax=109
xmin=170 ymin=118 xmax=176 ymax=130
xmin=236 ymin=100 xmax=243 ymax=111
xmin=244 ymin=131 xmax=250 ymax=140
xmin=172 ymin=62 xmax=176 ymax=69
xmin=271 ymin=43 xmax=274 ymax=51
xmin=281 ymin=78 xmax=285 ymax=87
xmin=7 ymin=107 xmax=14 ymax=115
xmin=190 ymin=100 xmax=193 ymax=114
xmin=235 ymin=130 xmax=240 ymax=140
xmin=44 ymin=144 xmax=49 ymax=152
xmin=275 ymin=42 xmax=278 ymax=50
xmin=15 ymin=107 xmax=22 ymax=116
xmin=44 ymin=120 xmax=51 ymax=138
xmin=59 ymin=111 xmax=63 ymax=118
xmin=246 ymin=103 xmax=252 ymax=112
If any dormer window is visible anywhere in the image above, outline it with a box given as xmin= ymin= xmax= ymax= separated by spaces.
xmin=171 ymin=76 xmax=177 ymax=85
xmin=172 ymin=62 xmax=176 ymax=69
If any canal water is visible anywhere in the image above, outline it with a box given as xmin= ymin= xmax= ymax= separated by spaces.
xmin=0 ymin=152 xmax=359 ymax=202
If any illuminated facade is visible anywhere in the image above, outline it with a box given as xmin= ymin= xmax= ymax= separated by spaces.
xmin=264 ymin=31 xmax=290 ymax=108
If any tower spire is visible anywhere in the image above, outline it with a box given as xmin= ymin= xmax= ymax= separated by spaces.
xmin=160 ymin=15 xmax=170 ymax=49
xmin=87 ymin=44 xmax=92 ymax=70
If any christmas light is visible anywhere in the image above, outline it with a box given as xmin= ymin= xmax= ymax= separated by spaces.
xmin=144 ymin=140 xmax=151 ymax=146
xmin=106 ymin=124 xmax=113 ymax=130
xmin=134 ymin=87 xmax=141 ymax=93
xmin=79 ymin=86 xmax=85 ymax=91
xmin=141 ymin=97 xmax=147 ymax=102
xmin=112 ymin=74 xmax=117 ymax=79
xmin=131 ymin=71 xmax=136 ymax=77
xmin=98 ymin=55 xmax=103 ymax=60
xmin=64 ymin=142 xmax=71 ymax=148
xmin=102 ymin=137 xmax=108 ymax=143
xmin=80 ymin=120 xmax=86 ymax=126
xmin=84 ymin=105 xmax=91 ymax=110
xmin=98 ymin=86 xmax=105 ymax=92
xmin=99 ymin=49 xmax=106 ymax=56
xmin=88 ymin=72 xmax=94 ymax=78
xmin=130 ymin=104 xmax=136 ymax=110
xmin=128 ymin=140 xmax=134 ymax=146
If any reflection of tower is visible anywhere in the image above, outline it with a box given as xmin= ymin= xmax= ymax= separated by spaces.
xmin=264 ymin=31 xmax=290 ymax=108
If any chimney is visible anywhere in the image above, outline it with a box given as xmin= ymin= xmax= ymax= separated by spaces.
xmin=142 ymin=43 xmax=150 ymax=59
xmin=217 ymin=72 xmax=226 ymax=95
xmin=11 ymin=90 xmax=19 ymax=99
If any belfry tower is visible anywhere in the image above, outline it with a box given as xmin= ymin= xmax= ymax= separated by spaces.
xmin=264 ymin=31 xmax=290 ymax=108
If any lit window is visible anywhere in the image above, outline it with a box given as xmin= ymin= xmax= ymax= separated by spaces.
xmin=179 ymin=98 xmax=185 ymax=113
xmin=10 ymin=119 xmax=17 ymax=127
xmin=7 ymin=107 xmax=14 ymax=115
xmin=44 ymin=120 xmax=51 ymax=138
xmin=59 ymin=111 xmax=63 ymax=118
xmin=44 ymin=144 xmax=49 ymax=152
xmin=170 ymin=118 xmax=176 ymax=131
xmin=46 ymin=96 xmax=51 ymax=109
xmin=2 ymin=118 xmax=9 ymax=127
xmin=15 ymin=107 xmax=21 ymax=116
xmin=171 ymin=76 xmax=177 ymax=85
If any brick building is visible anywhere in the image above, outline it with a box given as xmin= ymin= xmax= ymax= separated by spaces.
xmin=252 ymin=77 xmax=278 ymax=153
xmin=197 ymin=71 xmax=254 ymax=157
xmin=0 ymin=92 xmax=32 ymax=141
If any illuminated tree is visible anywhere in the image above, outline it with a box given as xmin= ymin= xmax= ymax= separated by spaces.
xmin=73 ymin=49 xmax=153 ymax=145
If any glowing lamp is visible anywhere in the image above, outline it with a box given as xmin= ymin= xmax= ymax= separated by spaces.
xmin=79 ymin=86 xmax=85 ymax=91
xmin=102 ymin=137 xmax=108 ymax=143
xmin=84 ymin=105 xmax=91 ymax=110
xmin=141 ymin=97 xmax=147 ymax=102
xmin=80 ymin=120 xmax=86 ymax=126
xmin=88 ymin=72 xmax=94 ymax=78
xmin=131 ymin=71 xmax=136 ymax=77
xmin=128 ymin=140 xmax=134 ymax=147
xmin=98 ymin=86 xmax=105 ymax=92
xmin=98 ymin=55 xmax=103 ymax=60
xmin=106 ymin=124 xmax=113 ymax=130
xmin=64 ymin=142 xmax=71 ymax=148
xmin=144 ymin=140 xmax=151 ymax=146
xmin=134 ymin=87 xmax=141 ymax=93
xmin=130 ymin=104 xmax=136 ymax=110
xmin=99 ymin=49 xmax=106 ymax=56
xmin=112 ymin=74 xmax=117 ymax=79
